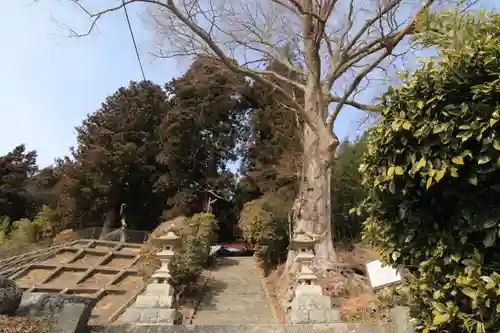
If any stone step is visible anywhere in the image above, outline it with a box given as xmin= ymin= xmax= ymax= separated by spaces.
xmin=144 ymin=283 xmax=174 ymax=296
xmin=89 ymin=323 xmax=393 ymax=333
xmin=118 ymin=307 xmax=178 ymax=324
xmin=133 ymin=295 xmax=173 ymax=308
xmin=192 ymin=257 xmax=275 ymax=325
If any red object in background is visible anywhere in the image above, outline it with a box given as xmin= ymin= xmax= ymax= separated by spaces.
xmin=279 ymin=313 xmax=285 ymax=324
xmin=213 ymin=241 xmax=258 ymax=252
xmin=211 ymin=241 xmax=255 ymax=257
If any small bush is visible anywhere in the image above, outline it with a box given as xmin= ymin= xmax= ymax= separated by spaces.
xmin=1 ymin=216 xmax=11 ymax=234
xmin=137 ymin=214 xmax=217 ymax=294
xmin=238 ymin=191 xmax=290 ymax=274
xmin=33 ymin=205 xmax=56 ymax=239
xmin=0 ymin=208 xmax=58 ymax=258
xmin=9 ymin=218 xmax=38 ymax=244
xmin=170 ymin=213 xmax=218 ymax=291
xmin=238 ymin=198 xmax=274 ymax=246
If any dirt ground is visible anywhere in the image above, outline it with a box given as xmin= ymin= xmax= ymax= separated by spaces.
xmin=257 ymin=243 xmax=389 ymax=323
xmin=0 ymin=315 xmax=53 ymax=333
xmin=334 ymin=244 xmax=384 ymax=322
xmin=255 ymin=259 xmax=286 ymax=323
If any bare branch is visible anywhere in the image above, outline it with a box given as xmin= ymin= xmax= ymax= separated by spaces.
xmin=67 ymin=0 xmax=323 ymax=132
xmin=204 ymin=188 xmax=228 ymax=201
xmin=327 ymin=0 xmax=434 ymax=132
xmin=57 ymin=0 xmax=470 ymax=142
xmin=327 ymin=95 xmax=379 ymax=112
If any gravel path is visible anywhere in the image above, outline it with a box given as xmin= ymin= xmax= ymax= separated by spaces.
xmin=193 ymin=256 xmax=275 ymax=325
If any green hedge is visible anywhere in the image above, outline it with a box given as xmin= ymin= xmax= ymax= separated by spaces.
xmin=361 ymin=11 xmax=500 ymax=332
xmin=238 ymin=191 xmax=290 ymax=273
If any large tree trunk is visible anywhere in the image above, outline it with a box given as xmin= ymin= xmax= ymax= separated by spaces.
xmin=279 ymin=89 xmax=339 ymax=308
xmin=284 ymin=87 xmax=338 ymax=274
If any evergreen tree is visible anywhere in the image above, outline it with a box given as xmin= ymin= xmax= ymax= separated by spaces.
xmin=55 ymin=59 xmax=251 ymax=238
xmin=25 ymin=166 xmax=61 ymax=209
xmin=59 ymin=81 xmax=170 ymax=233
xmin=156 ymin=57 xmax=250 ymax=239
xmin=330 ymin=135 xmax=367 ymax=243
xmin=0 ymin=145 xmax=38 ymax=221
xmin=237 ymin=51 xmax=303 ymax=264
xmin=240 ymin=53 xmax=303 ymax=196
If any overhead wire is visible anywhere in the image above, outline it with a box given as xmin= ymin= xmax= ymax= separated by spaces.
xmin=121 ymin=0 xmax=147 ymax=81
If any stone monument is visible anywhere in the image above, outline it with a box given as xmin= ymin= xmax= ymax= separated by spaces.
xmin=119 ymin=227 xmax=181 ymax=324
xmin=287 ymin=228 xmax=341 ymax=324
xmin=0 ymin=275 xmax=23 ymax=315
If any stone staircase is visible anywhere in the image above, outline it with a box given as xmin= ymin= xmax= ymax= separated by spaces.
xmin=118 ymin=283 xmax=178 ymax=324
xmin=192 ymin=256 xmax=276 ymax=325
xmin=85 ymin=255 xmax=409 ymax=333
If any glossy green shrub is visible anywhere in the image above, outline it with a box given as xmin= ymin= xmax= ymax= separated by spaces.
xmin=361 ymin=11 xmax=500 ymax=333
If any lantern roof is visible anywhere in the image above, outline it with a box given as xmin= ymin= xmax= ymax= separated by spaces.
xmin=151 ymin=230 xmax=181 ymax=247
xmin=152 ymin=271 xmax=171 ymax=280
xmin=290 ymin=228 xmax=316 ymax=249
xmin=157 ymin=230 xmax=180 ymax=241
xmin=297 ymin=273 xmax=318 ymax=281
xmin=297 ymin=265 xmax=318 ymax=280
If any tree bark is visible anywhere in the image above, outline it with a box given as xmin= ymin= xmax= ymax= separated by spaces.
xmin=285 ymin=87 xmax=338 ymax=274
xmin=279 ymin=89 xmax=338 ymax=307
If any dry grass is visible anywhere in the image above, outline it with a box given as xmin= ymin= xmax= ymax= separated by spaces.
xmin=260 ymin=242 xmax=394 ymax=323
xmin=0 ymin=238 xmax=53 ymax=260
xmin=52 ymin=229 xmax=79 ymax=245
xmin=255 ymin=257 xmax=286 ymax=323
xmin=327 ymin=243 xmax=390 ymax=322
xmin=339 ymin=292 xmax=383 ymax=322
xmin=0 ymin=315 xmax=54 ymax=333
xmin=337 ymin=243 xmax=379 ymax=269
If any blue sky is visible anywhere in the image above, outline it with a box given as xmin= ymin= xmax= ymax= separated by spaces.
xmin=1 ymin=1 xmax=190 ymax=167
xmin=1 ymin=1 xmax=496 ymax=168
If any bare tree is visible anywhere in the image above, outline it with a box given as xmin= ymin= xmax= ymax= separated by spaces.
xmin=58 ymin=0 xmax=468 ymax=274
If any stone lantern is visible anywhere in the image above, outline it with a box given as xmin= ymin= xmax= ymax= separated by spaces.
xmin=286 ymin=228 xmax=341 ymax=324
xmin=119 ymin=226 xmax=183 ymax=324
xmin=290 ymin=228 xmax=322 ymax=297
xmin=150 ymin=229 xmax=181 ymax=285
xmin=290 ymin=228 xmax=315 ymax=267
xmin=296 ymin=265 xmax=318 ymax=286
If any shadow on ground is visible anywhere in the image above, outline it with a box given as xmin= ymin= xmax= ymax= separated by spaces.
xmin=210 ymin=257 xmax=241 ymax=271
xmin=196 ymin=277 xmax=229 ymax=311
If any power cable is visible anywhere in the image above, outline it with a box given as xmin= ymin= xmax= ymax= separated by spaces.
xmin=122 ymin=0 xmax=146 ymax=81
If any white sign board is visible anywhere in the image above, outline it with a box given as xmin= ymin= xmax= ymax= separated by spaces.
xmin=366 ymin=259 xmax=403 ymax=290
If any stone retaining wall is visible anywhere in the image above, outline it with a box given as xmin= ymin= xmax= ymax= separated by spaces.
xmin=91 ymin=307 xmax=414 ymax=333
xmin=17 ymin=292 xmax=96 ymax=333
xmin=90 ymin=324 xmax=393 ymax=333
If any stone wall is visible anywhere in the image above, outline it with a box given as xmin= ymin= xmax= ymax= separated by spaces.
xmin=17 ymin=292 xmax=96 ymax=333
xmin=90 ymin=324 xmax=393 ymax=333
